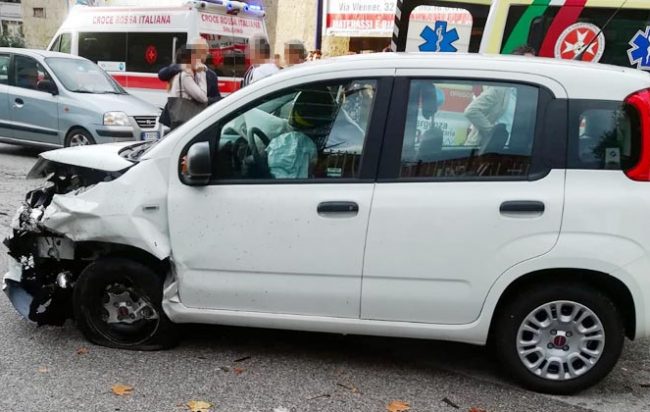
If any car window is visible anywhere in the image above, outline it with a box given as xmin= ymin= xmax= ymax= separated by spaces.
xmin=0 ymin=54 xmax=10 ymax=84
xmin=46 ymin=57 xmax=124 ymax=94
xmin=569 ymin=102 xmax=640 ymax=171
xmin=192 ymin=79 xmax=377 ymax=181
xmin=400 ymin=79 xmax=539 ymax=179
xmin=13 ymin=55 xmax=53 ymax=92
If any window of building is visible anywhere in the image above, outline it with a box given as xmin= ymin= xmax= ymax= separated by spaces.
xmin=399 ymin=79 xmax=539 ymax=179
xmin=33 ymin=8 xmax=45 ymax=18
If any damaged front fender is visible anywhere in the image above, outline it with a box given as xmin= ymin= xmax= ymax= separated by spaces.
xmin=3 ymin=153 xmax=172 ymax=325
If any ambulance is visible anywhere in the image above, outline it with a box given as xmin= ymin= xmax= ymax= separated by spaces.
xmin=393 ymin=0 xmax=650 ymax=70
xmin=392 ymin=0 xmax=650 ymax=147
xmin=48 ymin=0 xmax=269 ymax=107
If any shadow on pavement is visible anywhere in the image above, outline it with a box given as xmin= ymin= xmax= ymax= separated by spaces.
xmin=179 ymin=322 xmax=498 ymax=377
xmin=0 ymin=143 xmax=50 ymax=158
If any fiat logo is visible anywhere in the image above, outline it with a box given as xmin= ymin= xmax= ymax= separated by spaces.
xmin=553 ymin=335 xmax=567 ymax=347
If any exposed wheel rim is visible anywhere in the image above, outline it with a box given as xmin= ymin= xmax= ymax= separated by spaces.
xmin=516 ymin=300 xmax=605 ymax=381
xmin=89 ymin=281 xmax=161 ymax=346
xmin=68 ymin=133 xmax=91 ymax=146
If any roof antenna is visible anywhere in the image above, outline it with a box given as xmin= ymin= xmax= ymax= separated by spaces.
xmin=574 ymin=0 xmax=629 ymax=61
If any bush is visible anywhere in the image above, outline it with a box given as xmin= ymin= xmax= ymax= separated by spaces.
xmin=0 ymin=34 xmax=25 ymax=48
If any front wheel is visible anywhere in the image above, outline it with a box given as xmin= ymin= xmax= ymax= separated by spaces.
xmin=65 ymin=128 xmax=96 ymax=147
xmin=492 ymin=283 xmax=624 ymax=394
xmin=73 ymin=257 xmax=178 ymax=350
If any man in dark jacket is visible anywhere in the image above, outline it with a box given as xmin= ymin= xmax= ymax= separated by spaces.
xmin=158 ymin=38 xmax=222 ymax=105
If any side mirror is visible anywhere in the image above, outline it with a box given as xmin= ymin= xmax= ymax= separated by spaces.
xmin=184 ymin=141 xmax=212 ymax=185
xmin=37 ymin=80 xmax=58 ymax=95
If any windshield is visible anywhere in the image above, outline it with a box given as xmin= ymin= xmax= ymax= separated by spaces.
xmin=45 ymin=57 xmax=126 ymax=94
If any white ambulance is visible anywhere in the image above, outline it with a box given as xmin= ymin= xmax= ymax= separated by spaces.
xmin=48 ymin=0 xmax=269 ymax=107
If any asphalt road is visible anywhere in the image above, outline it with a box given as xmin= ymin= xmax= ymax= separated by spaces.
xmin=1 ymin=142 xmax=650 ymax=412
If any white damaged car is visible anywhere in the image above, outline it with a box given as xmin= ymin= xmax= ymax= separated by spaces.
xmin=5 ymin=53 xmax=650 ymax=394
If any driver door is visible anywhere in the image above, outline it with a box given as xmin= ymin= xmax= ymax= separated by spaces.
xmin=168 ymin=77 xmax=390 ymax=318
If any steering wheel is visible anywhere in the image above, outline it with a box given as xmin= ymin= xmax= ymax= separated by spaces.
xmin=247 ymin=126 xmax=271 ymax=164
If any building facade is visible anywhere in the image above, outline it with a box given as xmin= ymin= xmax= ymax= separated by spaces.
xmin=21 ymin=0 xmax=70 ymax=48
xmin=0 ymin=1 xmax=23 ymax=38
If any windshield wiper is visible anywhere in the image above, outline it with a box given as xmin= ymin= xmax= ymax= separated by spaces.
xmin=71 ymin=90 xmax=94 ymax=93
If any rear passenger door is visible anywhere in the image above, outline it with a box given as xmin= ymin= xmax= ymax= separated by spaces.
xmin=361 ymin=71 xmax=568 ymax=325
xmin=0 ymin=53 xmax=12 ymax=139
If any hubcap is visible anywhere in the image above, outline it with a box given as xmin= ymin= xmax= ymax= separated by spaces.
xmin=69 ymin=133 xmax=91 ymax=146
xmin=516 ymin=300 xmax=605 ymax=381
xmin=102 ymin=285 xmax=159 ymax=325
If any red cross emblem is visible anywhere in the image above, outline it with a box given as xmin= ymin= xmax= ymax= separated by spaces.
xmin=145 ymin=45 xmax=158 ymax=65
xmin=554 ymin=22 xmax=605 ymax=63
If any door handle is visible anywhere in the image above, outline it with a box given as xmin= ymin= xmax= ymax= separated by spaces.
xmin=317 ymin=201 xmax=359 ymax=215
xmin=13 ymin=98 xmax=23 ymax=108
xmin=500 ymin=201 xmax=545 ymax=215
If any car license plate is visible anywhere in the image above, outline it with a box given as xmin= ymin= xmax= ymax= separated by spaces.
xmin=141 ymin=131 xmax=160 ymax=141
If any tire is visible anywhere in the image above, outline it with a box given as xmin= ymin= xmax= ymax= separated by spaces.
xmin=73 ymin=257 xmax=178 ymax=350
xmin=65 ymin=128 xmax=96 ymax=147
xmin=492 ymin=282 xmax=624 ymax=394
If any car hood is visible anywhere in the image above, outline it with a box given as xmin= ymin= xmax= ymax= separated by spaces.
xmin=72 ymin=92 xmax=160 ymax=116
xmin=28 ymin=142 xmax=136 ymax=177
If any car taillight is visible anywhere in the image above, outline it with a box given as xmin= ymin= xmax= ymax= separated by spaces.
xmin=625 ymin=88 xmax=650 ymax=181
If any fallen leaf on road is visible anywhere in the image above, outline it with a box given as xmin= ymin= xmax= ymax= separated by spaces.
xmin=233 ymin=367 xmax=245 ymax=375
xmin=37 ymin=367 xmax=48 ymax=373
xmin=469 ymin=408 xmax=487 ymax=412
xmin=186 ymin=400 xmax=213 ymax=412
xmin=76 ymin=347 xmax=89 ymax=355
xmin=111 ymin=384 xmax=133 ymax=396
xmin=387 ymin=400 xmax=410 ymax=412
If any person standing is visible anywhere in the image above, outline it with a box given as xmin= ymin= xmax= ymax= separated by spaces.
xmin=159 ymin=38 xmax=221 ymax=104
xmin=165 ymin=45 xmax=208 ymax=130
xmin=284 ymin=40 xmax=307 ymax=67
xmin=242 ymin=35 xmax=280 ymax=87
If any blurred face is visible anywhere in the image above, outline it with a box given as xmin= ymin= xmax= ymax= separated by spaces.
xmin=191 ymin=40 xmax=209 ymax=63
xmin=284 ymin=45 xmax=304 ymax=66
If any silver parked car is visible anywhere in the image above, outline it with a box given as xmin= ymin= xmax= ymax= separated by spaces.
xmin=0 ymin=48 xmax=161 ymax=147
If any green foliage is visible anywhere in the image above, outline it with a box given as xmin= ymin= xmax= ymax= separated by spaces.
xmin=0 ymin=34 xmax=25 ymax=48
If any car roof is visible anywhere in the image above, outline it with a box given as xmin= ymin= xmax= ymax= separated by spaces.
xmin=273 ymin=53 xmax=650 ymax=101
xmin=0 ymin=48 xmax=86 ymax=61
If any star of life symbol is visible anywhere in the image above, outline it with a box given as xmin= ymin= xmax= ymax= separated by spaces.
xmin=419 ymin=21 xmax=460 ymax=53
xmin=554 ymin=22 xmax=605 ymax=63
xmin=628 ymin=26 xmax=650 ymax=69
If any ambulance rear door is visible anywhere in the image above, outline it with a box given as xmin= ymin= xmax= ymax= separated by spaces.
xmin=393 ymin=0 xmax=492 ymax=53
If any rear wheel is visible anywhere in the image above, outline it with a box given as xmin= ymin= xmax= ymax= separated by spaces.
xmin=492 ymin=282 xmax=624 ymax=394
xmin=73 ymin=257 xmax=178 ymax=350
xmin=65 ymin=128 xmax=96 ymax=147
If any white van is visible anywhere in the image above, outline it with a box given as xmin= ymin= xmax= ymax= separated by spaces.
xmin=47 ymin=0 xmax=268 ymax=107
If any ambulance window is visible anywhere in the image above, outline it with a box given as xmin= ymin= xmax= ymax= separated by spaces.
xmin=79 ymin=32 xmax=127 ymax=68
xmin=51 ymin=33 xmax=71 ymax=54
xmin=404 ymin=6 xmax=475 ymax=53
xmin=126 ymin=32 xmax=187 ymax=73
xmin=59 ymin=33 xmax=71 ymax=54
xmin=201 ymin=34 xmax=249 ymax=78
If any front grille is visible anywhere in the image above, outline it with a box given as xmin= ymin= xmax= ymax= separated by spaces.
xmin=134 ymin=116 xmax=157 ymax=129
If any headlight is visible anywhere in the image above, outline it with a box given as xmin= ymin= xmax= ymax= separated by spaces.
xmin=103 ymin=112 xmax=130 ymax=127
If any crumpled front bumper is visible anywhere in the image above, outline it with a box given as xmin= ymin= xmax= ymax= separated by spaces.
xmin=3 ymin=258 xmax=32 ymax=319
